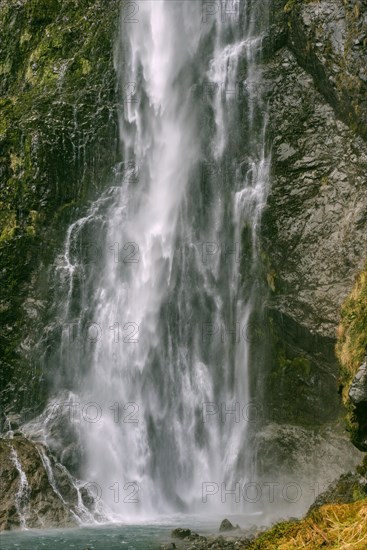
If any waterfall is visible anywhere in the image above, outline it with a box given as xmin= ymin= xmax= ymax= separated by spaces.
xmin=10 ymin=447 xmax=30 ymax=529
xmin=31 ymin=0 xmax=271 ymax=522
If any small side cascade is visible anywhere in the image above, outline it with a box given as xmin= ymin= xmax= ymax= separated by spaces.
xmin=37 ymin=447 xmax=66 ymax=505
xmin=10 ymin=446 xmax=30 ymax=530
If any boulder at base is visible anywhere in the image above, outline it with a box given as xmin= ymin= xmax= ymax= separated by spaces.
xmin=171 ymin=527 xmax=192 ymax=539
xmin=219 ymin=518 xmax=238 ymax=532
xmin=0 ymin=434 xmax=79 ymax=530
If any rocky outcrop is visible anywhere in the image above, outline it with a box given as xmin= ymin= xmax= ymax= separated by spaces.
xmin=308 ymin=457 xmax=367 ymax=510
xmin=259 ymin=0 xmax=367 ymax=454
xmin=286 ymin=0 xmax=367 ymax=141
xmin=0 ymin=433 xmax=101 ymax=530
xmin=0 ymin=434 xmax=80 ymax=530
xmin=349 ymin=361 xmax=367 ymax=405
xmin=219 ymin=519 xmax=238 ymax=532
xmin=264 ymin=50 xmax=367 ymax=336
xmin=255 ymin=423 xmax=363 ymax=480
xmin=167 ymin=525 xmax=263 ymax=550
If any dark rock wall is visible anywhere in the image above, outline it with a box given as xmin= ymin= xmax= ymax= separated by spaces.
xmin=0 ymin=0 xmax=121 ymax=416
xmin=259 ymin=0 xmax=366 ymax=461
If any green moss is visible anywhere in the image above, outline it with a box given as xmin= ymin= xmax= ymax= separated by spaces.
xmin=278 ymin=353 xmax=312 ymax=376
xmin=284 ymin=0 xmax=319 ymax=14
xmin=356 ymin=455 xmax=367 ymax=477
xmin=0 ymin=0 xmax=121 ymax=237
xmin=20 ymin=30 xmax=32 ymax=46
xmin=275 ymin=349 xmax=313 ymax=385
xmin=79 ymin=57 xmax=91 ymax=75
xmin=336 ymin=263 xmax=367 ymax=399
xmin=0 ymin=0 xmax=121 ymax=414
xmin=0 ymin=113 xmax=8 ymax=135
xmin=284 ymin=0 xmax=299 ymax=13
xmin=0 ymin=211 xmax=18 ymax=242
xmin=266 ymin=270 xmax=277 ymax=292
xmin=352 ymin=485 xmax=366 ymax=502
xmin=0 ymin=60 xmax=11 ymax=74
xmin=336 ymin=263 xmax=367 ymax=447
xmin=248 ymin=520 xmax=298 ymax=549
xmin=10 ymin=153 xmax=23 ymax=173
xmin=260 ymin=250 xmax=277 ymax=292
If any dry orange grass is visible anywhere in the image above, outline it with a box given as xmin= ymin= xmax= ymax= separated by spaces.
xmin=248 ymin=499 xmax=367 ymax=550
xmin=336 ymin=265 xmax=367 ymax=396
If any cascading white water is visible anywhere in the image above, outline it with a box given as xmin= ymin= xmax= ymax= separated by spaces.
xmin=10 ymin=447 xmax=30 ymax=529
xmin=28 ymin=0 xmax=271 ymax=522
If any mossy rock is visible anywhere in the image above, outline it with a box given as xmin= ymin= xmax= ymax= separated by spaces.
xmin=0 ymin=0 xmax=121 ymax=414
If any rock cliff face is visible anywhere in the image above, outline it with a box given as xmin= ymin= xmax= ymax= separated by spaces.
xmin=254 ymin=0 xmax=367 ymax=472
xmin=0 ymin=434 xmax=85 ymax=530
xmin=0 ymin=0 xmax=121 ymax=416
xmin=265 ymin=0 xmax=367 ymax=333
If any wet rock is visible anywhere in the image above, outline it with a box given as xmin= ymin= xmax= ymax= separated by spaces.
xmin=0 ymin=0 xmax=121 ymax=423
xmin=0 ymin=434 xmax=78 ymax=531
xmin=3 ymin=413 xmax=22 ymax=431
xmin=255 ymin=422 xmax=363 ymax=511
xmin=79 ymin=484 xmax=95 ymax=509
xmin=286 ymin=0 xmax=367 ymax=141
xmin=171 ymin=527 xmax=192 ymax=539
xmin=308 ymin=469 xmax=367 ymax=512
xmin=186 ymin=533 xmax=206 ymax=542
xmin=349 ymin=361 xmax=367 ymax=404
xmin=277 ymin=143 xmax=297 ymax=161
xmin=258 ymin=0 xmax=367 ymax=488
xmin=167 ymin=531 xmax=256 ymax=549
xmin=219 ymin=519 xmax=237 ymax=532
xmin=21 ymin=392 xmax=85 ymax=478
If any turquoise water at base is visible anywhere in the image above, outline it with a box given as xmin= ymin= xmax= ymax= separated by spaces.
xmin=0 ymin=524 xmax=173 ymax=550
xmin=0 ymin=515 xmax=262 ymax=550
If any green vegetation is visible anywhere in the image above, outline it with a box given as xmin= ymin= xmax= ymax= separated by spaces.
xmin=0 ymin=0 xmax=121 ymax=242
xmin=337 ymin=264 xmax=367 ymax=401
xmin=284 ymin=0 xmax=319 ymax=14
xmin=336 ymin=264 xmax=367 ymax=447
xmin=320 ymin=175 xmax=330 ymax=187
xmin=0 ymin=0 xmax=121 ymax=412
xmin=278 ymin=353 xmax=312 ymax=376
